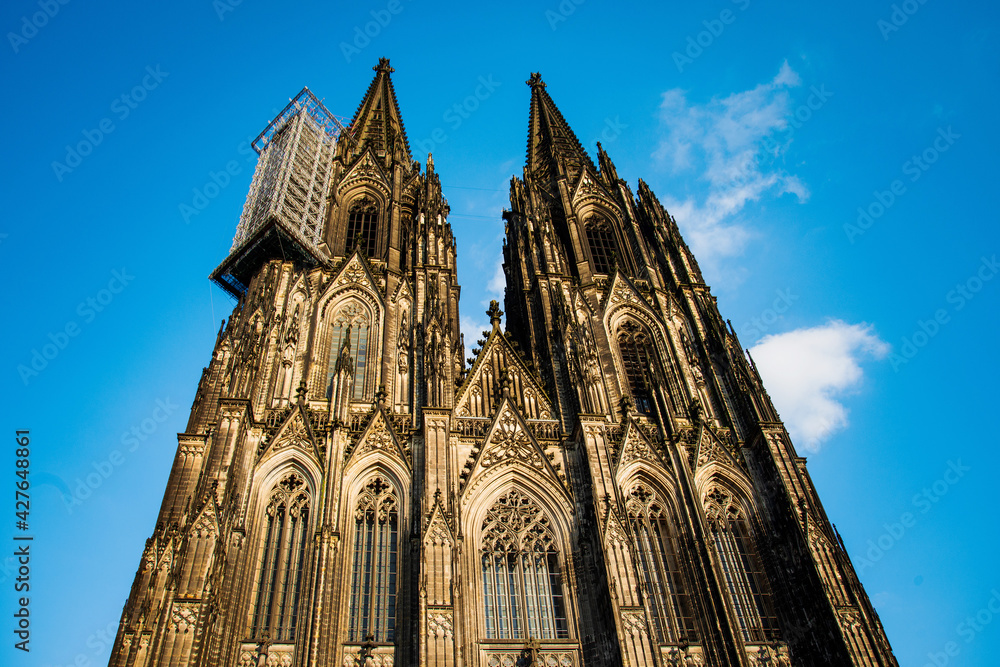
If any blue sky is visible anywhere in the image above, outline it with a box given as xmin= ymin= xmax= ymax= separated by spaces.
xmin=1 ymin=0 xmax=998 ymax=664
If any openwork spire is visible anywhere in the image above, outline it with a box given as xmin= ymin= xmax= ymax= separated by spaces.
xmin=346 ymin=58 xmax=412 ymax=161
xmin=524 ymin=73 xmax=595 ymax=183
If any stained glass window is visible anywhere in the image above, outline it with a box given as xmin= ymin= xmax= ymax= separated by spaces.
xmin=481 ymin=490 xmax=568 ymax=640
xmin=348 ymin=476 xmax=399 ymax=642
xmin=346 ymin=197 xmax=380 ymax=258
xmin=705 ymin=487 xmax=780 ymax=642
xmin=625 ymin=485 xmax=698 ymax=642
xmin=327 ymin=303 xmax=370 ymax=401
xmin=251 ymin=472 xmax=311 ymax=641
xmin=585 ymin=216 xmax=616 ymax=275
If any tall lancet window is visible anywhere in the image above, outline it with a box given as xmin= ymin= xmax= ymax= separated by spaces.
xmin=704 ymin=487 xmax=780 ymax=642
xmin=625 ymin=485 xmax=698 ymax=643
xmin=348 ymin=476 xmax=399 ymax=643
xmin=617 ymin=321 xmax=654 ymax=413
xmin=346 ymin=197 xmax=380 ymax=258
xmin=327 ymin=303 xmax=370 ymax=401
xmin=584 ymin=215 xmax=617 ymax=275
xmin=400 ymin=216 xmax=411 ymax=273
xmin=251 ymin=472 xmax=311 ymax=641
xmin=481 ymin=490 xmax=569 ymax=640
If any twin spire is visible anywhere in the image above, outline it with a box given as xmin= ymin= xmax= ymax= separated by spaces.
xmin=347 ymin=61 xmax=596 ymax=181
xmin=345 ymin=57 xmax=412 ymax=162
xmin=525 ymin=71 xmax=596 ymax=182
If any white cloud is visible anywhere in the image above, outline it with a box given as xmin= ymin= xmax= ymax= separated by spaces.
xmin=749 ymin=321 xmax=889 ymax=452
xmin=460 ymin=315 xmax=490 ymax=364
xmin=486 ymin=258 xmax=505 ymax=298
xmin=653 ymin=61 xmax=810 ymax=270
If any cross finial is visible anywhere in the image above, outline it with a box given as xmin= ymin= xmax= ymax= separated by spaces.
xmin=374 ymin=57 xmax=394 ymax=73
xmin=526 ymin=72 xmax=545 ymax=88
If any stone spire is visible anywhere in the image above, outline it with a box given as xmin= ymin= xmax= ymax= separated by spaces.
xmin=524 ymin=72 xmax=596 ymax=185
xmin=343 ymin=57 xmax=412 ymax=162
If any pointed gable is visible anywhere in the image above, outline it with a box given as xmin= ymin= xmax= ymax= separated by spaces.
xmin=258 ymin=405 xmax=323 ymax=469
xmin=614 ymin=419 xmax=673 ymax=476
xmin=570 ymin=166 xmax=621 ymax=214
xmin=601 ymin=270 xmax=651 ymax=313
xmin=694 ymin=425 xmax=741 ymax=473
xmin=190 ymin=493 xmax=220 ymax=538
xmin=603 ymin=505 xmax=630 ymax=549
xmin=454 ymin=323 xmax=556 ymax=421
xmin=424 ymin=493 xmax=455 ymax=547
xmin=344 ymin=407 xmax=411 ymax=470
xmin=338 ymin=147 xmax=392 ymax=198
xmin=459 ymin=398 xmax=568 ymax=500
xmin=391 ymin=277 xmax=413 ymax=304
xmin=325 ymin=250 xmax=388 ymax=305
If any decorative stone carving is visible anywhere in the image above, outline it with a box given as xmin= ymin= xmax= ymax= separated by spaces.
xmin=169 ymin=601 xmax=199 ymax=633
xmin=343 ymin=646 xmax=394 ymax=667
xmin=336 ymin=258 xmax=374 ymax=290
xmin=426 ymin=610 xmax=453 ymax=639
xmin=663 ymin=645 xmax=705 ymax=666
xmin=486 ymin=652 xmax=575 ymax=667
xmin=191 ymin=501 xmax=218 ymax=537
xmin=479 ymin=408 xmax=544 ymax=471
xmin=618 ymin=427 xmax=662 ymax=468
xmin=425 ymin=508 xmax=453 ymax=546
xmin=265 ymin=645 xmax=295 ymax=667
xmin=703 ymin=486 xmax=742 ymax=523
xmin=620 ymin=610 xmax=649 ymax=636
xmin=746 ymin=643 xmax=792 ymax=666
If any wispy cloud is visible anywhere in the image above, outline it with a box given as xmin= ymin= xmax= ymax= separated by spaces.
xmin=653 ymin=61 xmax=809 ymax=273
xmin=749 ymin=320 xmax=889 ymax=452
xmin=487 ymin=259 xmax=505 ymax=297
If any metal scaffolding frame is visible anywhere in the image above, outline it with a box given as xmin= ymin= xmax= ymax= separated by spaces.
xmin=230 ymin=88 xmax=346 ymax=256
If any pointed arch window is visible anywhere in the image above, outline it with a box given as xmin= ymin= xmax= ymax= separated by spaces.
xmin=625 ymin=485 xmax=698 ymax=643
xmin=617 ymin=321 xmax=687 ymax=415
xmin=704 ymin=488 xmax=780 ymax=642
xmin=399 ymin=216 xmax=411 ymax=273
xmin=348 ymin=476 xmax=399 ymax=643
xmin=617 ymin=322 xmax=654 ymax=413
xmin=346 ymin=197 xmax=380 ymax=258
xmin=584 ymin=215 xmax=617 ymax=275
xmin=327 ymin=303 xmax=371 ymax=401
xmin=251 ymin=472 xmax=311 ymax=641
xmin=481 ymin=490 xmax=569 ymax=640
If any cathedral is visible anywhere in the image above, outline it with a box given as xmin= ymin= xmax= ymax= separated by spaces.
xmin=108 ymin=59 xmax=897 ymax=667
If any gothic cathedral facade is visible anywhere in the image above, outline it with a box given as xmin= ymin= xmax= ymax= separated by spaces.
xmin=108 ymin=60 xmax=897 ymax=667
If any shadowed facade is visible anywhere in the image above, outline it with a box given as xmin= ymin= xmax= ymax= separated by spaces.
xmin=108 ymin=60 xmax=896 ymax=667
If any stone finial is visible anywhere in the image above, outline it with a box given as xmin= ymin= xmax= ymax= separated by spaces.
xmin=526 ymin=72 xmax=545 ymax=88
xmin=487 ymin=300 xmax=504 ymax=327
xmin=374 ymin=57 xmax=394 ymax=73
xmin=295 ymin=380 xmax=308 ymax=404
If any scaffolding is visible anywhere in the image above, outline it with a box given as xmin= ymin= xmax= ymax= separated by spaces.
xmin=214 ymin=88 xmax=347 ymax=296
xmin=231 ymin=87 xmax=345 ymax=254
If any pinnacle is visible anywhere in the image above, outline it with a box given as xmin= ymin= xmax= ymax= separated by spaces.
xmin=346 ymin=58 xmax=411 ymax=161
xmin=525 ymin=74 xmax=595 ymax=179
